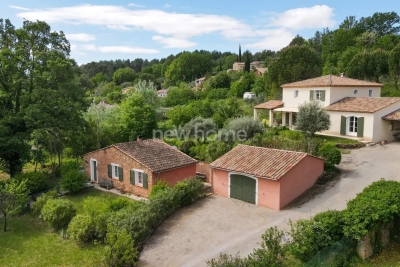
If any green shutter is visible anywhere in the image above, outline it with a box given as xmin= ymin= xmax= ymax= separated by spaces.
xmin=357 ymin=117 xmax=364 ymax=137
xmin=285 ymin=112 xmax=290 ymax=126
xmin=321 ymin=90 xmax=326 ymax=102
xmin=340 ymin=116 xmax=346 ymax=135
xmin=130 ymin=170 xmax=135 ymax=185
xmin=310 ymin=90 xmax=314 ymax=101
xmin=143 ymin=173 xmax=148 ymax=189
xmin=107 ymin=164 xmax=112 ymax=178
xmin=118 ymin=167 xmax=123 ymax=181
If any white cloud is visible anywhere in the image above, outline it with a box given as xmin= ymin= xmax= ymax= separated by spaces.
xmin=66 ymin=33 xmax=96 ymax=42
xmin=269 ymin=5 xmax=335 ymax=30
xmin=128 ymin=3 xmax=146 ymax=8
xmin=165 ymin=4 xmax=171 ymax=8
xmin=97 ymin=46 xmax=159 ymax=54
xmin=80 ymin=44 xmax=97 ymax=51
xmin=152 ymin=35 xmax=196 ymax=48
xmin=247 ymin=28 xmax=294 ymax=50
xmin=8 ymin=5 xmax=29 ymax=10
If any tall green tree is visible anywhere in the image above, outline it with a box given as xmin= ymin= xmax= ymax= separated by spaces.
xmin=358 ymin=12 xmax=400 ymax=37
xmin=0 ymin=19 xmax=86 ymax=176
xmin=239 ymin=44 xmax=242 ymax=62
xmin=389 ymin=44 xmax=400 ymax=90
xmin=244 ymin=51 xmax=251 ymax=72
xmin=112 ymin=67 xmax=137 ymax=85
xmin=296 ymin=101 xmax=331 ymax=137
xmin=120 ymin=93 xmax=157 ymax=141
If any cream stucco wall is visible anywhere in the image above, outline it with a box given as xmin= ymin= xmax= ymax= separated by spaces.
xmin=282 ymin=86 xmax=381 ymax=109
xmin=371 ymin=102 xmax=400 ymax=142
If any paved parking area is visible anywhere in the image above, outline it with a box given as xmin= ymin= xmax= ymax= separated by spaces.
xmin=139 ymin=143 xmax=400 ymax=267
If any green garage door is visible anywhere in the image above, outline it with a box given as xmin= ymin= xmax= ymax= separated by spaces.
xmin=230 ymin=174 xmax=256 ymax=204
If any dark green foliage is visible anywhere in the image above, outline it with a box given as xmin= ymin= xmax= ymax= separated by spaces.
xmin=343 ymin=179 xmax=400 ymax=240
xmin=230 ymin=72 xmax=256 ymax=97
xmin=41 ymin=198 xmax=76 ymax=230
xmin=220 ymin=116 xmax=264 ymax=142
xmin=209 ymin=73 xmax=231 ymax=89
xmin=103 ymin=225 xmax=139 ymax=267
xmin=318 ymin=143 xmax=342 ymax=166
xmin=183 ymin=117 xmax=218 ymax=144
xmin=205 ymin=141 xmax=231 ymax=163
xmin=112 ymin=67 xmax=137 ymax=85
xmin=60 ymin=170 xmax=87 ymax=194
xmin=67 ymin=214 xmax=94 ymax=243
xmin=205 ymin=88 xmax=230 ymax=100
xmin=108 ymin=198 xmax=135 ymax=212
xmin=296 ymin=101 xmax=331 ymax=137
xmin=178 ymin=140 xmax=196 ymax=156
xmin=164 ymin=86 xmax=196 ymax=107
xmin=14 ymin=171 xmax=48 ymax=194
xmin=31 ymin=190 xmax=58 ymax=217
xmin=313 ymin=210 xmax=345 ymax=242
xmin=149 ymin=180 xmax=170 ymax=198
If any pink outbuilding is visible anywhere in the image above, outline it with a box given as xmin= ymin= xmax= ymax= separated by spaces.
xmin=210 ymin=145 xmax=324 ymax=210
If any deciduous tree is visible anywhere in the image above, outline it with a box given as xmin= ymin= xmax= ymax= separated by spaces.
xmin=296 ymin=101 xmax=331 ymax=137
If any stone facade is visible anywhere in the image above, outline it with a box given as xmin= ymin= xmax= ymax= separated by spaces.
xmin=83 ymin=146 xmax=197 ymax=198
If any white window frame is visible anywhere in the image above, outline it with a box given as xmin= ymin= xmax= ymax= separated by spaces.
xmin=369 ymin=89 xmax=373 ymax=97
xmin=133 ymin=169 xmax=144 ymax=186
xmin=315 ymin=90 xmax=322 ymax=101
xmin=294 ymin=90 xmax=298 ymax=98
xmin=90 ymin=158 xmax=97 ymax=182
xmin=111 ymin=163 xmax=119 ymax=179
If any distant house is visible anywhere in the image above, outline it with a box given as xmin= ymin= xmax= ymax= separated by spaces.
xmin=157 ymin=89 xmax=168 ymax=97
xmin=232 ymin=61 xmax=263 ymax=71
xmin=254 ymin=67 xmax=268 ymax=76
xmin=97 ymin=99 xmax=114 ymax=108
xmin=210 ymin=145 xmax=324 ymax=210
xmin=243 ymin=92 xmax=256 ymax=99
xmin=83 ymin=139 xmax=198 ymax=197
xmin=254 ymin=74 xmax=400 ymax=143
xmin=195 ymin=77 xmax=206 ymax=86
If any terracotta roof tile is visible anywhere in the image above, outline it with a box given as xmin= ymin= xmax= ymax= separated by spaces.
xmin=325 ymin=97 xmax=400 ymax=113
xmin=114 ymin=139 xmax=197 ymax=172
xmin=210 ymin=145 xmax=320 ymax=180
xmin=382 ymin=108 xmax=400 ymax=121
xmin=254 ymin=100 xmax=284 ymax=110
xmin=281 ymin=75 xmax=383 ymax=88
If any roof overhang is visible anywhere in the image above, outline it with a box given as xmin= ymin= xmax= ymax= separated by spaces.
xmin=274 ymin=107 xmax=299 ymax=112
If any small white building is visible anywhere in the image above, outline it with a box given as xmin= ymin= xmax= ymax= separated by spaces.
xmin=254 ymin=75 xmax=400 ymax=143
xmin=157 ymin=89 xmax=168 ymax=97
xmin=243 ymin=92 xmax=256 ymax=99
xmin=195 ymin=77 xmax=206 ymax=86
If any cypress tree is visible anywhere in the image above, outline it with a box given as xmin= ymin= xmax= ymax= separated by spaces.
xmin=244 ymin=51 xmax=250 ymax=72
xmin=239 ymin=44 xmax=242 ymax=62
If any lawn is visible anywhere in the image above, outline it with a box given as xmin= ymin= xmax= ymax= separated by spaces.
xmin=353 ymin=242 xmax=400 ymax=267
xmin=0 ymin=188 xmax=135 ymax=267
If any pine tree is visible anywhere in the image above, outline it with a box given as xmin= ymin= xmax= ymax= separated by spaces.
xmin=219 ymin=60 xmax=222 ymax=71
xmin=239 ymin=44 xmax=242 ymax=62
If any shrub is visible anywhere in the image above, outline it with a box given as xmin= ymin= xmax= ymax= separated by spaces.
xmin=207 ymin=253 xmax=250 ymax=267
xmin=222 ymin=116 xmax=264 ymax=141
xmin=205 ymin=141 xmax=231 ymax=163
xmin=278 ymin=130 xmax=303 ymax=140
xmin=108 ymin=198 xmax=135 ymax=212
xmin=296 ymin=101 xmax=331 ymax=137
xmin=149 ymin=180 xmax=169 ymax=198
xmin=61 ymin=161 xmax=81 ymax=177
xmin=60 ymin=170 xmax=87 ymax=193
xmin=41 ymin=198 xmax=76 ymax=230
xmin=318 ymin=143 xmax=342 ymax=166
xmin=288 ymin=219 xmax=332 ymax=262
xmin=343 ymin=180 xmax=400 ymax=240
xmin=103 ymin=226 xmax=139 ymax=267
xmin=82 ymin=197 xmax=110 ymax=240
xmin=190 ymin=143 xmax=208 ymax=161
xmin=32 ymin=190 xmax=58 ymax=217
xmin=313 ymin=210 xmax=345 ymax=242
xmin=178 ymin=140 xmax=196 ymax=156
xmin=68 ymin=214 xmax=94 ymax=242
xmin=14 ymin=171 xmax=48 ymax=194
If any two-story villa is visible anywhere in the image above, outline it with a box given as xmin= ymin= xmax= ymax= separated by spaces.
xmin=254 ymin=75 xmax=400 ymax=143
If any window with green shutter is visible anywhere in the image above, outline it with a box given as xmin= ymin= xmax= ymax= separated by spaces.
xmin=357 ymin=117 xmax=364 ymax=137
xmin=285 ymin=112 xmax=289 ymax=126
xmin=107 ymin=164 xmax=112 ymax=178
xmin=118 ymin=167 xmax=123 ymax=181
xmin=143 ymin=173 xmax=148 ymax=189
xmin=340 ymin=116 xmax=346 ymax=135
xmin=309 ymin=90 xmax=314 ymax=101
xmin=321 ymin=90 xmax=326 ymax=102
xmin=130 ymin=170 xmax=135 ymax=185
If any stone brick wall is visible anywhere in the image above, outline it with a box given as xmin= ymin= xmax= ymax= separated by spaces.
xmin=84 ymin=146 xmax=153 ymax=197
xmin=83 ymin=146 xmax=196 ymax=198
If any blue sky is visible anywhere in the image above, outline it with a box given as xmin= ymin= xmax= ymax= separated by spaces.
xmin=1 ymin=0 xmax=399 ymax=64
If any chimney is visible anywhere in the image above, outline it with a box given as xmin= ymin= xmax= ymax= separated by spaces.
xmin=340 ymin=73 xmax=345 ymax=77
xmin=137 ymin=135 xmax=142 ymax=142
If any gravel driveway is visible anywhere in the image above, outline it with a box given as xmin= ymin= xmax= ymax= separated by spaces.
xmin=139 ymin=143 xmax=400 ymax=267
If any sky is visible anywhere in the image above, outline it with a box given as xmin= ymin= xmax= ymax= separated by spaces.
xmin=1 ymin=0 xmax=399 ymax=64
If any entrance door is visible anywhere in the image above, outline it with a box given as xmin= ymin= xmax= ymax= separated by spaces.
xmin=229 ymin=174 xmax=256 ymax=204
xmin=90 ymin=159 xmax=97 ymax=182
xmin=347 ymin=116 xmax=358 ymax=136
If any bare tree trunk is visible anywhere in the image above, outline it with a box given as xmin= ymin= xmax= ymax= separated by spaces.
xmin=3 ymin=212 xmax=7 ymax=232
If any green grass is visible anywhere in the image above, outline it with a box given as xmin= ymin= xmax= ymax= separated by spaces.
xmin=0 ymin=188 xmax=135 ymax=267
xmin=353 ymin=242 xmax=400 ymax=267
xmin=315 ymin=134 xmax=361 ymax=144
